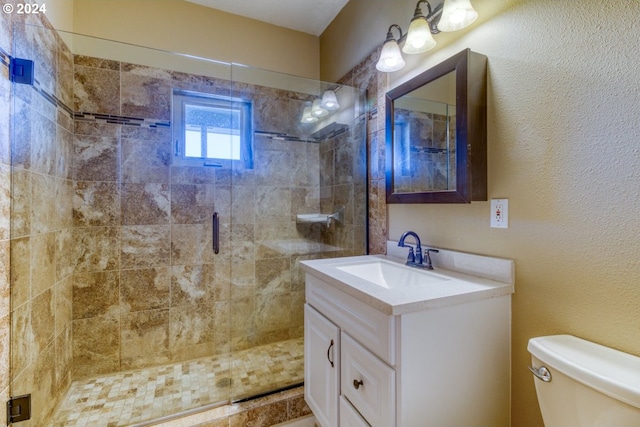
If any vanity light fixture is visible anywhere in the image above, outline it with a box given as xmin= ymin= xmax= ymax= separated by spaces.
xmin=301 ymin=89 xmax=341 ymax=125
xmin=376 ymin=0 xmax=478 ymax=72
xmin=403 ymin=0 xmax=437 ymax=54
xmin=320 ymin=90 xmax=340 ymax=111
xmin=375 ymin=24 xmax=406 ymax=73
xmin=438 ymin=0 xmax=478 ymax=32
xmin=300 ymin=104 xmax=318 ymax=123
xmin=311 ymin=99 xmax=329 ymax=117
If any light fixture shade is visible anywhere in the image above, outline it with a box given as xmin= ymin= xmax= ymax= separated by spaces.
xmin=376 ymin=39 xmax=406 ymax=72
xmin=437 ymin=0 xmax=478 ymax=32
xmin=301 ymin=106 xmax=318 ymax=123
xmin=320 ymin=90 xmax=340 ymax=110
xmin=311 ymin=99 xmax=329 ymax=117
xmin=403 ymin=16 xmax=437 ymax=54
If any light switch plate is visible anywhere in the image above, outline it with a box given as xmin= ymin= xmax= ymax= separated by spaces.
xmin=491 ymin=199 xmax=508 ymax=228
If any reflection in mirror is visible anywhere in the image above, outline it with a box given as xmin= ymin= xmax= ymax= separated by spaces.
xmin=393 ymin=70 xmax=456 ymax=193
xmin=385 ymin=49 xmax=487 ymax=203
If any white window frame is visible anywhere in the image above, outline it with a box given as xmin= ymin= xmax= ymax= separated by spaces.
xmin=173 ymin=90 xmax=253 ymax=168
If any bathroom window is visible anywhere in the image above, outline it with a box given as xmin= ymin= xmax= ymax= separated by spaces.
xmin=173 ymin=90 xmax=253 ymax=167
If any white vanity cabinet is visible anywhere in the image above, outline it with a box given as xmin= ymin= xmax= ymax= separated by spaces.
xmin=304 ymin=304 xmax=340 ymax=427
xmin=303 ymin=253 xmax=513 ymax=427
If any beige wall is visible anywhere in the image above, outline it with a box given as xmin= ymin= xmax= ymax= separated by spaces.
xmin=323 ymin=0 xmax=640 ymax=426
xmin=43 ymin=0 xmax=74 ymax=32
xmin=59 ymin=0 xmax=319 ymax=79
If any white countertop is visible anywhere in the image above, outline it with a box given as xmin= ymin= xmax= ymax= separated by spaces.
xmin=300 ymin=253 xmax=514 ymax=315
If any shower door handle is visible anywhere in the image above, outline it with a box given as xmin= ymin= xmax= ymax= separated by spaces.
xmin=213 ymin=212 xmax=219 ymax=254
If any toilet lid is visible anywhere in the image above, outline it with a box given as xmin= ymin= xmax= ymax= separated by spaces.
xmin=528 ymin=335 xmax=640 ymax=410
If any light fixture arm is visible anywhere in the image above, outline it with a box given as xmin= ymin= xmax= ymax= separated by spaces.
xmin=413 ymin=0 xmax=432 ymax=19
xmin=385 ymin=24 xmax=404 ymax=43
xmin=425 ymin=3 xmax=443 ymax=33
xmin=412 ymin=0 xmax=444 ymax=34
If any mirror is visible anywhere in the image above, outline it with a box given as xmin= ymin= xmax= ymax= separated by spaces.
xmin=385 ymin=49 xmax=487 ymax=203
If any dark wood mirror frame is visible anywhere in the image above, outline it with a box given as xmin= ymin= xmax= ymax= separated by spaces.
xmin=385 ymin=49 xmax=487 ymax=203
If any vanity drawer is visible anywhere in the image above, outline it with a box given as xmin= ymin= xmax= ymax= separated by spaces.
xmin=341 ymin=332 xmax=395 ymax=427
xmin=306 ymin=274 xmax=395 ymax=365
xmin=340 ymin=396 xmax=371 ymax=427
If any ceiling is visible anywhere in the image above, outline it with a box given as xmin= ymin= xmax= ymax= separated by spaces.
xmin=184 ymin=0 xmax=350 ymax=36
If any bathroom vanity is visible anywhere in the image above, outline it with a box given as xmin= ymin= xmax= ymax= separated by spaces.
xmin=301 ymin=244 xmax=514 ymax=427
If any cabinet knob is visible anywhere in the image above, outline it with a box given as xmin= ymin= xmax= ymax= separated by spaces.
xmin=353 ymin=379 xmax=363 ymax=390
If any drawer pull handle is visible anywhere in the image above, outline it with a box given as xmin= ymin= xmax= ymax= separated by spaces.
xmin=353 ymin=379 xmax=363 ymax=390
xmin=327 ymin=339 xmax=334 ymax=368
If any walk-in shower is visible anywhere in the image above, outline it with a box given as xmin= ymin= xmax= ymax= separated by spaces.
xmin=8 ymin=23 xmax=366 ymax=426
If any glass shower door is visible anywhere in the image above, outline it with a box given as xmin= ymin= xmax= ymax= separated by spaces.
xmin=8 ymin=24 xmax=235 ymax=425
xmin=227 ymin=64 xmax=367 ymax=402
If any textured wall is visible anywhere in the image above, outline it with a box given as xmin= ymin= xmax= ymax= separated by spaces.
xmin=323 ymin=0 xmax=640 ymax=426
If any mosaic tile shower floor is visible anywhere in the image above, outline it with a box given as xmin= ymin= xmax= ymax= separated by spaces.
xmin=47 ymin=338 xmax=304 ymax=427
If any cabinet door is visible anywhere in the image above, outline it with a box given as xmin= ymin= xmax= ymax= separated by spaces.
xmin=305 ymin=304 xmax=340 ymax=427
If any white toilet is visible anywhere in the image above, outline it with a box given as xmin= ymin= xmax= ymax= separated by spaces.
xmin=528 ymin=334 xmax=640 ymax=426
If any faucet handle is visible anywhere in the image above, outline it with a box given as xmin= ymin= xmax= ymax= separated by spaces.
xmin=414 ymin=245 xmax=423 ymax=265
xmin=406 ymin=246 xmax=415 ymax=263
xmin=423 ymin=249 xmax=439 ymax=270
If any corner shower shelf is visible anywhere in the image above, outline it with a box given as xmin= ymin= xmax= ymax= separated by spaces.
xmin=296 ymin=206 xmax=345 ymax=227
xmin=296 ymin=214 xmax=331 ymax=224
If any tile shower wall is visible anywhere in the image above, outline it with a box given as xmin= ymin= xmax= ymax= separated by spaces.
xmin=71 ymin=55 xmax=364 ymax=383
xmin=337 ymin=48 xmax=388 ymax=254
xmin=4 ymin=14 xmax=76 ymax=426
xmin=318 ymin=117 xmax=367 ymax=259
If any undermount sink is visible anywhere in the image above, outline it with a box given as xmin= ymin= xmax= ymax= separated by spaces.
xmin=336 ymin=258 xmax=449 ymax=289
xmin=300 ymin=253 xmax=514 ymax=315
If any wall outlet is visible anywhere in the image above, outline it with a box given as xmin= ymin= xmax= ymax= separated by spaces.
xmin=491 ymin=199 xmax=508 ymax=228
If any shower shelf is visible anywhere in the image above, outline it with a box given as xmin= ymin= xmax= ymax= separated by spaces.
xmin=296 ymin=214 xmax=331 ymax=224
xmin=296 ymin=206 xmax=344 ymax=227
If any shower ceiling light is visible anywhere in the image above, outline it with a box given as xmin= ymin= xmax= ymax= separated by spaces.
xmin=320 ymin=90 xmax=340 ymax=111
xmin=376 ymin=0 xmax=479 ymax=73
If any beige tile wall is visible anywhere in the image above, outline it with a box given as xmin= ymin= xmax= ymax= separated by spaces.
xmin=336 ymin=48 xmax=387 ymax=254
xmin=3 ymin=10 xmax=76 ymax=425
xmin=69 ymin=56 xmax=363 ymax=381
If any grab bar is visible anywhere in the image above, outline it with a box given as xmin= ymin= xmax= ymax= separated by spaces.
xmin=212 ymin=212 xmax=219 ymax=254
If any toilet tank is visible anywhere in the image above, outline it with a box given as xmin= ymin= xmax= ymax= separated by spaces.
xmin=528 ymin=335 xmax=640 ymax=427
